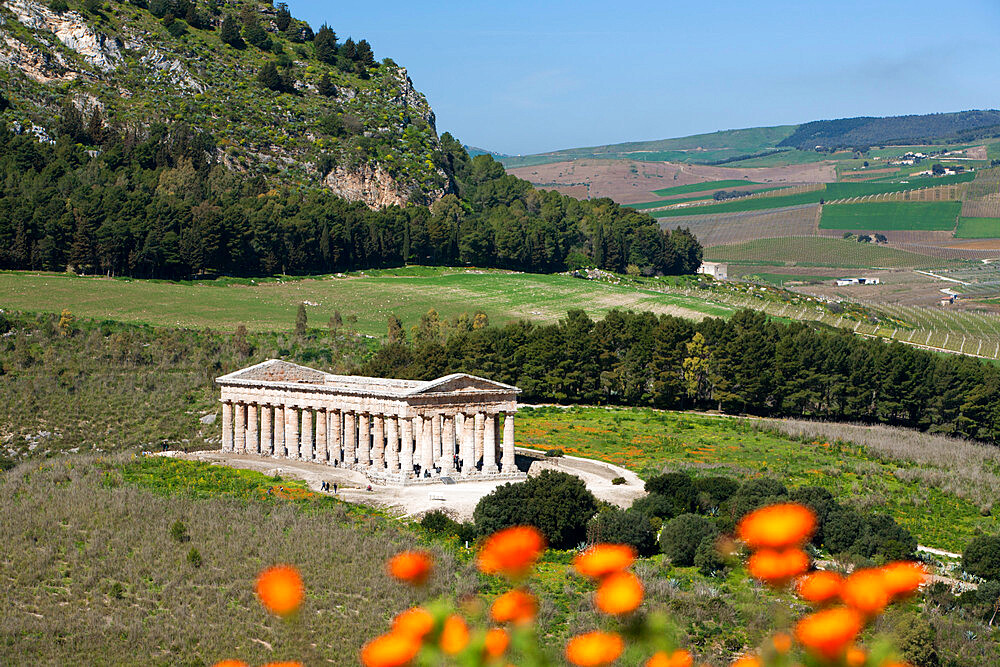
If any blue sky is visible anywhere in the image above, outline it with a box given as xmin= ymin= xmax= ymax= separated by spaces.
xmin=286 ymin=0 xmax=1000 ymax=156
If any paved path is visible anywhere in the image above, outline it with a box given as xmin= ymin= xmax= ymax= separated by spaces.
xmin=158 ymin=448 xmax=646 ymax=521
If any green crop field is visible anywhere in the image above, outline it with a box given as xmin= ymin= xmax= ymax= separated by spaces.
xmin=0 ymin=268 xmax=736 ymax=335
xmin=955 ymin=217 xmax=1000 ymax=238
xmin=703 ymin=237 xmax=947 ymax=268
xmin=517 ymin=406 xmax=995 ymax=552
xmin=819 ymin=201 xmax=961 ymax=231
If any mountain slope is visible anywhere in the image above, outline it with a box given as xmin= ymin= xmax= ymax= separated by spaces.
xmin=0 ymin=0 xmax=449 ymax=207
xmin=778 ymin=110 xmax=1000 ymax=150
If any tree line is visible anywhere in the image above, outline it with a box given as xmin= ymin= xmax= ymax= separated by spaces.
xmin=361 ymin=308 xmax=1000 ymax=444
xmin=0 ymin=120 xmax=702 ymax=278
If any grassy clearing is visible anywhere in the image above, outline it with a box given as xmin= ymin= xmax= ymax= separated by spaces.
xmin=517 ymin=406 xmax=995 ymax=552
xmin=955 ymin=217 xmax=1000 ymax=238
xmin=0 ymin=269 xmax=734 ymax=336
xmin=819 ymin=202 xmax=961 ymax=231
xmin=703 ymin=237 xmax=946 ymax=268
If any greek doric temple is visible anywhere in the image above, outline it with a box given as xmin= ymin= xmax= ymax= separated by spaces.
xmin=216 ymin=360 xmax=524 ymax=483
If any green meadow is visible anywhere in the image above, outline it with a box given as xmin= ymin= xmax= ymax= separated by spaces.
xmin=703 ymin=237 xmax=948 ymax=268
xmin=819 ymin=202 xmax=960 ymax=231
xmin=955 ymin=217 xmax=1000 ymax=239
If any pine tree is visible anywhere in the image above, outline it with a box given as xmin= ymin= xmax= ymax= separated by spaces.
xmin=275 ymin=2 xmax=291 ymax=31
xmin=313 ymin=25 xmax=337 ymax=64
xmin=319 ymin=223 xmax=331 ymax=262
xmin=295 ymin=303 xmax=308 ymax=337
xmin=387 ymin=315 xmax=405 ymax=344
xmin=317 ymin=72 xmax=336 ymax=97
xmin=257 ymin=62 xmax=282 ymax=91
xmin=220 ymin=15 xmax=242 ymax=46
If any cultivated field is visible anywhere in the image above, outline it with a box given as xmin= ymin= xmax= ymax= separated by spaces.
xmin=819 ymin=201 xmax=961 ymax=231
xmin=658 ymin=205 xmax=820 ymax=247
xmin=702 ymin=237 xmax=948 ymax=268
xmin=955 ymin=218 xmax=1000 ymax=238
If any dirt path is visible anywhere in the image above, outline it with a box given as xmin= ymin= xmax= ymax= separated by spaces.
xmin=158 ymin=448 xmax=645 ymax=521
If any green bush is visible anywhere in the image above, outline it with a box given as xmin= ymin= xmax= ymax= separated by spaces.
xmin=693 ymin=475 xmax=739 ymax=509
xmin=790 ymin=485 xmax=836 ymax=543
xmin=611 ymin=477 xmax=625 ymax=486
xmin=853 ymin=514 xmax=916 ymax=560
xmin=630 ymin=493 xmax=678 ymax=520
xmin=186 ymin=547 xmax=202 ymax=568
xmin=823 ymin=506 xmax=863 ymax=554
xmin=728 ymin=478 xmax=789 ymax=520
xmin=645 ymin=471 xmax=697 ymax=515
xmin=963 ymin=535 xmax=1000 ymax=582
xmin=473 ymin=470 xmax=598 ymax=549
xmin=420 ymin=510 xmax=476 ymax=544
xmin=694 ymin=535 xmax=727 ymax=576
xmin=893 ymin=614 xmax=939 ymax=666
xmin=660 ymin=513 xmax=717 ymax=566
xmin=586 ymin=509 xmax=658 ymax=557
xmin=169 ymin=519 xmax=189 ymax=543
xmin=544 ymin=449 xmax=564 ymax=458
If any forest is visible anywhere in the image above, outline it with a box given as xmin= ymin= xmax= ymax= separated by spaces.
xmin=362 ymin=308 xmax=1000 ymax=443
xmin=0 ymin=121 xmax=701 ymax=278
xmin=778 ymin=110 xmax=1000 ymax=150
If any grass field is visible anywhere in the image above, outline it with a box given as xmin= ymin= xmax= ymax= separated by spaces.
xmin=955 ymin=217 xmax=1000 ymax=238
xmin=0 ymin=268 xmax=735 ymax=335
xmin=517 ymin=406 xmax=995 ymax=552
xmin=703 ymin=237 xmax=947 ymax=268
xmin=651 ymin=180 xmax=761 ymax=197
xmin=819 ymin=201 xmax=961 ymax=231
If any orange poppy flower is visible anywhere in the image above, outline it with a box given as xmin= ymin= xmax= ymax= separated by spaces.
xmin=360 ymin=632 xmax=422 ymax=667
xmin=730 ymin=657 xmax=760 ymax=667
xmin=484 ymin=627 xmax=510 ymax=659
xmin=212 ymin=661 xmax=248 ymax=667
xmin=255 ymin=565 xmax=304 ymax=617
xmin=796 ymin=570 xmax=844 ymax=604
xmin=747 ymin=548 xmax=809 ymax=585
xmin=881 ymin=561 xmax=927 ymax=599
xmin=574 ymin=544 xmax=636 ymax=579
xmin=794 ymin=607 xmax=863 ymax=661
xmin=261 ymin=663 xmax=305 ymax=667
xmin=565 ymin=631 xmax=625 ymax=666
xmin=841 ymin=568 xmax=890 ymax=616
xmin=477 ymin=526 xmax=547 ymax=579
xmin=392 ymin=606 xmax=435 ymax=640
xmin=737 ymin=503 xmax=816 ymax=550
xmin=595 ymin=571 xmax=643 ymax=615
xmin=387 ymin=551 xmax=434 ymax=586
xmin=646 ymin=649 xmax=693 ymax=667
xmin=440 ymin=615 xmax=470 ymax=655
xmin=490 ymin=588 xmax=538 ymax=625
xmin=845 ymin=646 xmax=867 ymax=667
xmin=771 ymin=632 xmax=792 ymax=654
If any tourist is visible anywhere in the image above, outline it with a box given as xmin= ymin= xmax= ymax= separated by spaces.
xmin=333 ymin=483 xmax=338 ymax=494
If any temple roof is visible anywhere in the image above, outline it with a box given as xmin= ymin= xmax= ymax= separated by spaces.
xmin=216 ymin=359 xmax=520 ymax=398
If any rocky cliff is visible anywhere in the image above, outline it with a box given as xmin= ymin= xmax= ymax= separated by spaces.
xmin=0 ymin=0 xmax=451 ymax=208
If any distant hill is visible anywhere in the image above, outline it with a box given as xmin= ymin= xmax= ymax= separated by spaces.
xmin=778 ymin=110 xmax=1000 ymax=150
xmin=464 ymin=145 xmax=510 ymax=158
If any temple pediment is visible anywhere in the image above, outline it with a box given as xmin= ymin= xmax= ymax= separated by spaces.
xmin=406 ymin=374 xmax=520 ymax=396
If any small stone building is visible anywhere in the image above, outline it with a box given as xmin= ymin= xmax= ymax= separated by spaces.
xmin=698 ymin=261 xmax=728 ymax=280
xmin=216 ymin=360 xmax=524 ymax=484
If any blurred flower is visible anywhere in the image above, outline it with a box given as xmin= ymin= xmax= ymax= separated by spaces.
xmin=841 ymin=568 xmax=891 ymax=616
xmin=574 ymin=544 xmax=636 ymax=579
xmin=477 ymin=526 xmax=546 ymax=579
xmin=392 ymin=607 xmax=434 ymax=640
xmin=881 ymin=562 xmax=927 ymax=599
xmin=387 ymin=551 xmax=433 ymax=586
xmin=440 ymin=614 xmax=470 ymax=655
xmin=796 ymin=570 xmax=844 ymax=605
xmin=846 ymin=645 xmax=867 ymax=666
xmin=747 ymin=548 xmax=809 ymax=585
xmin=595 ymin=571 xmax=643 ymax=615
xmin=565 ymin=631 xmax=625 ymax=666
xmin=646 ymin=649 xmax=693 ymax=667
xmin=211 ymin=661 xmax=248 ymax=667
xmin=730 ymin=657 xmax=761 ymax=667
xmin=261 ymin=663 xmax=304 ymax=667
xmin=255 ymin=565 xmax=304 ymax=617
xmin=483 ymin=627 xmax=510 ymax=659
xmin=737 ymin=503 xmax=816 ymax=550
xmin=795 ymin=606 xmax=863 ymax=661
xmin=771 ymin=632 xmax=792 ymax=654
xmin=490 ymin=588 xmax=538 ymax=626
xmin=360 ymin=632 xmax=421 ymax=667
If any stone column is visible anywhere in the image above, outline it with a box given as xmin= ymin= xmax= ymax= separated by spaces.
xmin=331 ymin=409 xmax=342 ymax=464
xmin=474 ymin=412 xmax=485 ymax=467
xmin=344 ymin=412 xmax=357 ymax=465
xmin=246 ymin=403 xmax=258 ymax=454
xmin=482 ymin=413 xmax=498 ymax=473
xmin=502 ymin=412 xmax=516 ymax=472
xmin=301 ymin=408 xmax=314 ymax=460
xmin=495 ymin=416 xmax=502 ymax=465
xmin=315 ymin=408 xmax=327 ymax=463
xmin=456 ymin=413 xmax=466 ymax=441
xmin=419 ymin=416 xmax=434 ymax=475
xmin=412 ymin=415 xmax=424 ymax=474
xmin=274 ymin=405 xmax=285 ymax=457
xmin=400 ymin=417 xmax=414 ymax=476
xmin=440 ymin=415 xmax=456 ymax=474
xmin=261 ymin=405 xmax=273 ymax=456
xmin=286 ymin=407 xmax=299 ymax=459
xmin=234 ymin=403 xmax=246 ymax=453
xmin=358 ymin=413 xmax=370 ymax=466
xmin=386 ymin=415 xmax=399 ymax=472
xmin=221 ymin=402 xmax=233 ymax=451
xmin=432 ymin=414 xmax=443 ymax=468
xmin=373 ymin=415 xmax=386 ymax=470
xmin=461 ymin=413 xmax=475 ymax=474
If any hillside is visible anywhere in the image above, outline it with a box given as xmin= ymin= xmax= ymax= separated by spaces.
xmin=779 ymin=110 xmax=1000 ymax=150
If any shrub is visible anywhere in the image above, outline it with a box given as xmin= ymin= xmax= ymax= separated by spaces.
xmin=473 ymin=470 xmax=598 ymax=549
xmin=187 ymin=547 xmax=203 ymax=568
xmin=693 ymin=475 xmax=739 ymax=509
xmin=790 ymin=485 xmax=836 ymax=542
xmin=586 ymin=509 xmax=658 ymax=557
xmin=49 ymin=0 xmax=69 ymax=12
xmin=853 ymin=514 xmax=916 ymax=560
xmin=611 ymin=477 xmax=625 ymax=486
xmin=644 ymin=472 xmax=697 ymax=515
xmin=630 ymin=493 xmax=678 ymax=521
xmin=694 ymin=535 xmax=727 ymax=576
xmin=544 ymin=449 xmax=564 ymax=458
xmin=823 ymin=506 xmax=863 ymax=554
xmin=420 ymin=510 xmax=476 ymax=544
xmin=728 ymin=478 xmax=789 ymax=520
xmin=169 ymin=519 xmax=189 ymax=543
xmin=963 ymin=535 xmax=1000 ymax=582
xmin=660 ymin=514 xmax=717 ymax=566
xmin=893 ymin=614 xmax=939 ymax=666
